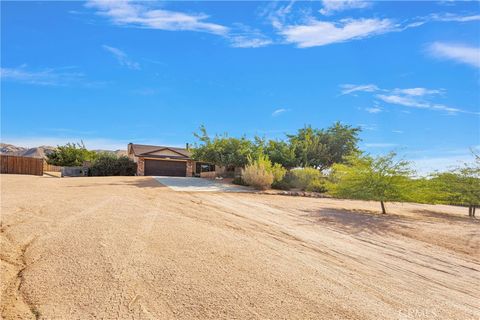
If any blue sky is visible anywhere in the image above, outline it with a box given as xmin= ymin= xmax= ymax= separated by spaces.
xmin=1 ymin=0 xmax=479 ymax=173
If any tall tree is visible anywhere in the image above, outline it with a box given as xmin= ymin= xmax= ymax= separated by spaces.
xmin=191 ymin=125 xmax=254 ymax=167
xmin=328 ymin=152 xmax=412 ymax=214
xmin=264 ymin=140 xmax=297 ymax=169
xmin=430 ymin=156 xmax=480 ymax=217
xmin=288 ymin=122 xmax=361 ymax=170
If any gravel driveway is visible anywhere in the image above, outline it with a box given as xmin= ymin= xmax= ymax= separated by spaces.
xmin=154 ymin=176 xmax=251 ymax=192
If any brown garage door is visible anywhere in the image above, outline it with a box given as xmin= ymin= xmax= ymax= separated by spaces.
xmin=144 ymin=160 xmax=186 ymax=177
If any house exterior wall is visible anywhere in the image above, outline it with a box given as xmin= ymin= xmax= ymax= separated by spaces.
xmin=137 ymin=157 xmax=145 ymax=176
xmin=186 ymin=160 xmax=194 ymax=177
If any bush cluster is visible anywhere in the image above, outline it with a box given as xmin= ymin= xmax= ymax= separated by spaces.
xmin=242 ymin=155 xmax=286 ymax=190
xmin=290 ymin=167 xmax=327 ymax=192
xmin=89 ymin=153 xmax=137 ymax=176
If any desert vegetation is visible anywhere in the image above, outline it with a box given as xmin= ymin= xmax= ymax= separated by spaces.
xmin=46 ymin=142 xmax=136 ymax=176
xmin=192 ymin=124 xmax=479 ymax=216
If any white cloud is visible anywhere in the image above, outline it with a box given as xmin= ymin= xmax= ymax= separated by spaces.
xmin=341 ymin=84 xmax=379 ymax=95
xmin=341 ymin=83 xmax=476 ymax=115
xmin=102 ymin=45 xmax=140 ymax=70
xmin=392 ymin=87 xmax=443 ymax=96
xmin=428 ymin=42 xmax=480 ymax=68
xmin=280 ymin=18 xmax=394 ymax=48
xmin=376 ymin=94 xmax=467 ymax=114
xmin=365 ymin=107 xmax=382 ymax=114
xmin=86 ymin=0 xmax=228 ymax=35
xmin=230 ymin=36 xmax=273 ymax=48
xmin=1 ymin=66 xmax=87 ymax=86
xmin=319 ymin=0 xmax=371 ymax=16
xmin=272 ymin=108 xmax=288 ymax=116
xmin=229 ymin=24 xmax=273 ymax=48
xmin=429 ymin=13 xmax=480 ymax=23
xmin=392 ymin=130 xmax=404 ymax=134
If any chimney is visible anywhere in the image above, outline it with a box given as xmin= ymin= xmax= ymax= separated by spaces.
xmin=185 ymin=143 xmax=189 ymax=150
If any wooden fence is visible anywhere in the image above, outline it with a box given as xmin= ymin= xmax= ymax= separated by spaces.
xmin=0 ymin=155 xmax=44 ymax=176
xmin=43 ymin=162 xmax=62 ymax=172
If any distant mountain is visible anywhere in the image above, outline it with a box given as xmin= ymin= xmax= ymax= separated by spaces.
xmin=0 ymin=143 xmax=127 ymax=159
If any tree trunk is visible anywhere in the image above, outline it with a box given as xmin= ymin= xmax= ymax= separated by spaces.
xmin=380 ymin=201 xmax=386 ymax=214
xmin=473 ymin=206 xmax=476 ymax=218
xmin=469 ymin=205 xmax=472 ymax=217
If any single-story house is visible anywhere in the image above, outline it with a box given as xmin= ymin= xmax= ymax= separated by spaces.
xmin=127 ymin=143 xmax=214 ymax=177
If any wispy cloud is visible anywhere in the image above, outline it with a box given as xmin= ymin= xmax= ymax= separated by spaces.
xmin=427 ymin=42 xmax=480 ymax=68
xmin=229 ymin=24 xmax=273 ymax=48
xmin=280 ymin=18 xmax=394 ymax=48
xmin=102 ymin=45 xmax=140 ymax=70
xmin=392 ymin=87 xmax=443 ymax=96
xmin=268 ymin=1 xmax=480 ymax=49
xmin=272 ymin=108 xmax=288 ymax=116
xmin=341 ymin=84 xmax=378 ymax=95
xmin=341 ymin=84 xmax=477 ymax=115
xmin=86 ymin=0 xmax=228 ymax=35
xmin=319 ymin=0 xmax=371 ymax=16
xmin=230 ymin=36 xmax=272 ymax=48
xmin=376 ymin=94 xmax=467 ymax=114
xmin=0 ymin=66 xmax=92 ymax=86
xmin=428 ymin=13 xmax=480 ymax=23
xmin=365 ymin=107 xmax=382 ymax=114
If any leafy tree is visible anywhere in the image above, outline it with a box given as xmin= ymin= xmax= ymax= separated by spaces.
xmin=264 ymin=140 xmax=297 ymax=169
xmin=288 ymin=122 xmax=361 ymax=170
xmin=191 ymin=125 xmax=255 ymax=167
xmin=192 ymin=122 xmax=360 ymax=171
xmin=328 ymin=152 xmax=412 ymax=214
xmin=46 ymin=142 xmax=97 ymax=167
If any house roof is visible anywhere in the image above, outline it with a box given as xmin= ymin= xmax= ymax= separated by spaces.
xmin=128 ymin=143 xmax=191 ymax=159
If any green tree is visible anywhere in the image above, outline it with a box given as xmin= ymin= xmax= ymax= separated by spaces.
xmin=430 ymin=157 xmax=480 ymax=217
xmin=46 ymin=142 xmax=97 ymax=167
xmin=288 ymin=122 xmax=361 ymax=170
xmin=264 ymin=140 xmax=297 ymax=169
xmin=191 ymin=125 xmax=255 ymax=167
xmin=328 ymin=152 xmax=412 ymax=214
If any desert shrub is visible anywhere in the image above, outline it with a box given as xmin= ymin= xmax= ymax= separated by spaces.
xmin=243 ymin=163 xmax=273 ymax=190
xmin=305 ymin=178 xmax=327 ymax=192
xmin=89 ymin=153 xmax=136 ymax=176
xmin=242 ymin=154 xmax=286 ymax=190
xmin=271 ymin=179 xmax=292 ymax=190
xmin=271 ymin=163 xmax=287 ymax=183
xmin=290 ymin=167 xmax=323 ymax=190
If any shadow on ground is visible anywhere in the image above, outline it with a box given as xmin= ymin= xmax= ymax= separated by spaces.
xmin=301 ymin=207 xmax=408 ymax=235
xmin=412 ymin=209 xmax=479 ymax=224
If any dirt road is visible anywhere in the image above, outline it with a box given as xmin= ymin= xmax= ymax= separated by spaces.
xmin=1 ymin=175 xmax=479 ymax=319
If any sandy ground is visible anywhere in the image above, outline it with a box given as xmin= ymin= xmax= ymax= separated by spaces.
xmin=0 ymin=175 xmax=479 ymax=320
